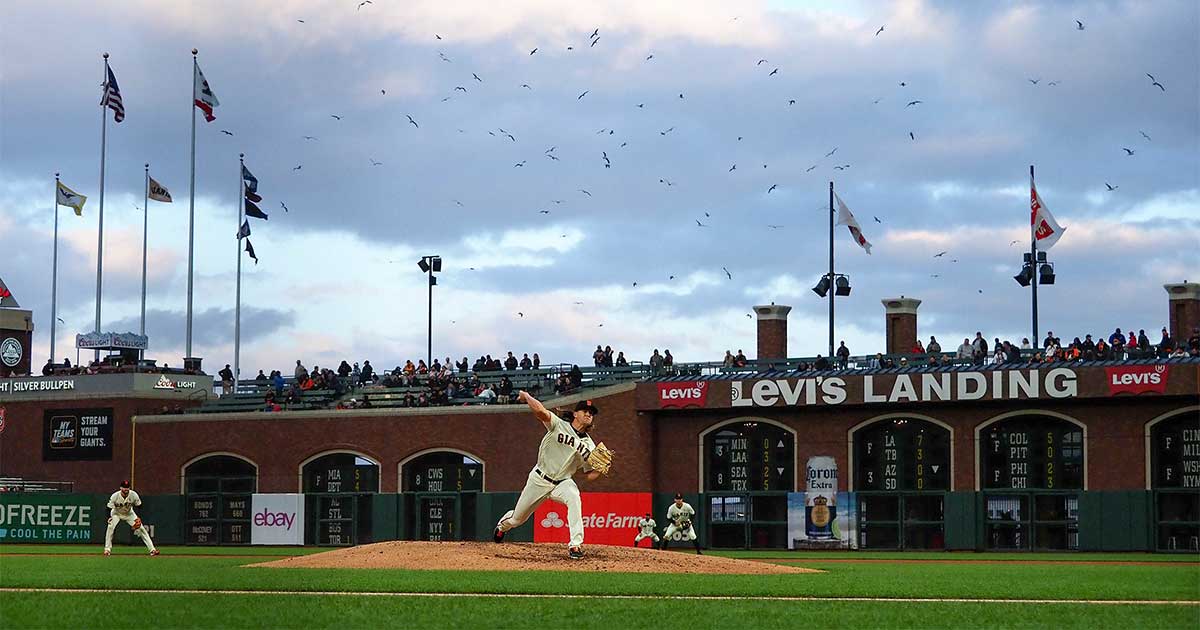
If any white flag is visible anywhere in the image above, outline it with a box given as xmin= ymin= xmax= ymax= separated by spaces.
xmin=834 ymin=193 xmax=872 ymax=254
xmin=1030 ymin=178 xmax=1066 ymax=250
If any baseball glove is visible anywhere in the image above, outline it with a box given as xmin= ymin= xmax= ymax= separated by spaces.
xmin=133 ymin=518 xmax=142 ymax=530
xmin=587 ymin=442 xmax=615 ymax=475
xmin=679 ymin=520 xmax=691 ymax=530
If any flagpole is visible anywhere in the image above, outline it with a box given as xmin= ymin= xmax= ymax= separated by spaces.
xmin=234 ymin=153 xmax=244 ymax=394
xmin=50 ymin=173 xmax=61 ymax=364
xmin=95 ymin=53 xmax=110 ymax=362
xmin=140 ymin=163 xmax=150 ymax=362
xmin=1029 ymin=164 xmax=1039 ymax=347
xmin=186 ymin=49 xmax=198 ymax=368
xmin=828 ymin=181 xmax=835 ymax=359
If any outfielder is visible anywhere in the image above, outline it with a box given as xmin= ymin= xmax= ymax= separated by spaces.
xmin=660 ymin=492 xmax=702 ymax=554
xmin=494 ymin=392 xmax=614 ymax=560
xmin=104 ymin=480 xmax=159 ymax=556
xmin=633 ymin=513 xmax=660 ymax=548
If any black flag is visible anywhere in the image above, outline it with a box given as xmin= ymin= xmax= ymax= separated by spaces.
xmin=244 ymin=238 xmax=258 ymax=264
xmin=236 ymin=220 xmax=251 ymax=240
xmin=245 ymin=199 xmax=268 ymax=220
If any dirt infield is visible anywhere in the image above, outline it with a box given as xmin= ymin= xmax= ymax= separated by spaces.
xmin=251 ymin=541 xmax=818 ymax=574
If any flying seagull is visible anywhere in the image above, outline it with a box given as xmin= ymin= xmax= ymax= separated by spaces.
xmin=406 ymin=114 xmax=418 ymax=128
xmin=577 ymin=90 xmax=589 ymax=100
xmin=517 ymin=312 xmax=524 ymax=318
xmin=514 ymin=161 xmax=526 ymax=167
xmin=1122 ymin=147 xmax=1135 ymax=156
xmin=539 ymin=209 xmax=550 ymax=214
xmin=370 ymin=159 xmax=382 ymax=166
xmin=805 ymin=165 xmax=817 ymax=173
xmin=769 ymin=68 xmax=779 ymax=76
xmin=454 ymin=86 xmax=467 ymax=92
xmin=357 ymin=0 xmax=371 ymax=9
xmin=591 ymin=37 xmax=600 ymax=47
xmin=729 ymin=164 xmax=737 ymax=172
xmin=825 ymin=147 xmax=838 ymax=158
xmin=1140 ymin=130 xmax=1152 ymax=141
xmin=933 ymin=251 xmax=947 ymax=258
xmin=757 ymin=59 xmax=768 ymax=65
xmin=297 ymin=19 xmax=305 ymax=23
xmin=767 ymin=225 xmax=783 ymax=229
xmin=220 ymin=129 xmax=234 ymax=136
xmin=589 ymin=28 xmax=599 ymax=39
xmin=1105 ymin=182 xmax=1119 ymax=191
xmin=695 ymin=219 xmax=708 ymax=227
xmin=873 ymin=216 xmax=882 ymax=223
xmin=280 ymin=201 xmax=289 ymax=212
xmin=472 ymin=72 xmax=482 ymax=82
xmin=439 ymin=52 xmax=451 ymax=63
xmin=875 ymin=25 xmax=885 ymax=36
xmin=833 ymin=165 xmax=849 ymax=170
xmin=521 ymin=84 xmax=532 ymax=89
xmin=302 ymin=135 xmax=317 ymax=140
xmin=1076 ymin=20 xmax=1085 ymax=30
xmin=1029 ymin=78 xmax=1040 ymax=85
xmin=909 ymin=132 xmax=915 ymax=140
xmin=660 ymin=127 xmax=674 ymax=135
xmin=330 ymin=114 xmax=342 ymax=120
xmin=293 ymin=165 xmax=302 ymax=171
xmin=529 ymin=47 xmax=537 ymax=55
xmin=906 ymin=100 xmax=923 ymax=107
xmin=645 ymin=54 xmax=654 ymax=61
xmin=788 ymin=99 xmax=796 ymax=105
xmin=767 ymin=184 xmax=777 ymax=193
xmin=722 ymin=267 xmax=733 ymax=280
xmin=579 ymin=189 xmax=592 ymax=196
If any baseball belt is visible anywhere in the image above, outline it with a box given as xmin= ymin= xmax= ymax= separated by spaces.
xmin=534 ymin=468 xmax=564 ymax=485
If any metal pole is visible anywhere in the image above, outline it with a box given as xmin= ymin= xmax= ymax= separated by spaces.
xmin=95 ymin=54 xmax=110 ymax=362
xmin=140 ymin=164 xmax=149 ymax=343
xmin=828 ymin=181 xmax=835 ymax=359
xmin=234 ymin=154 xmax=244 ymax=393
xmin=50 ymin=173 xmax=61 ymax=363
xmin=427 ymin=263 xmax=433 ymax=368
xmin=1030 ymin=165 xmax=1039 ymax=346
xmin=186 ymin=49 xmax=198 ymax=363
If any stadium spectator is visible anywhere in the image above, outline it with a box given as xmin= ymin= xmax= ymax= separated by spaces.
xmin=1170 ymin=346 xmax=1188 ymax=358
xmin=649 ymin=349 xmax=663 ymax=374
xmin=1021 ymin=338 xmax=1032 ymax=350
xmin=569 ymin=364 xmax=583 ymax=388
xmin=262 ymin=392 xmax=281 ymax=412
xmin=616 ymin=351 xmax=629 ymax=367
xmin=1138 ymin=329 xmax=1151 ymax=355
xmin=971 ymin=333 xmax=988 ymax=364
xmin=663 ymin=350 xmax=675 ymax=374
xmin=352 ymin=362 xmax=361 ymax=382
xmin=555 ymin=374 xmax=572 ymax=395
xmin=723 ymin=351 xmax=735 ymax=367
xmin=293 ymin=360 xmax=308 ymax=382
xmin=505 ymin=352 xmax=518 ymax=370
xmin=912 ymin=339 xmax=925 ymax=354
xmin=498 ymin=376 xmax=514 ymax=403
xmin=218 ymin=364 xmax=234 ymax=396
xmin=1046 ymin=331 xmax=1058 ymax=349
xmin=956 ymin=338 xmax=973 ymax=360
xmin=1094 ymin=339 xmax=1110 ymax=360
xmin=360 ymin=360 xmax=375 ymax=385
xmin=735 ymin=349 xmax=747 ymax=367
xmin=520 ymin=353 xmax=532 ymax=369
xmin=593 ymin=345 xmax=605 ymax=367
xmin=814 ymin=355 xmax=830 ymax=371
xmin=1081 ymin=335 xmax=1096 ymax=360
xmin=457 ymin=357 xmax=469 ymax=373
xmin=336 ymin=361 xmax=349 ymax=378
xmin=533 ymin=353 xmax=541 ymax=369
xmin=1158 ymin=328 xmax=1174 ymax=358
xmin=603 ymin=345 xmax=615 ymax=367
xmin=836 ymin=341 xmax=850 ymax=369
xmin=1188 ymin=327 xmax=1200 ymax=356
xmin=927 ymin=336 xmax=941 ymax=355
xmin=478 ymin=384 xmax=497 ymax=404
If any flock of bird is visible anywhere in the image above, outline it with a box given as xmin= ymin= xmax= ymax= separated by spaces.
xmin=211 ymin=7 xmax=1170 ymax=327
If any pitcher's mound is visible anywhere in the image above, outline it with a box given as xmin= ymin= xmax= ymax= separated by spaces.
xmin=251 ymin=541 xmax=818 ymax=574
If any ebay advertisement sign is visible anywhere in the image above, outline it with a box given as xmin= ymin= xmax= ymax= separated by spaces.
xmin=251 ymin=494 xmax=304 ymax=545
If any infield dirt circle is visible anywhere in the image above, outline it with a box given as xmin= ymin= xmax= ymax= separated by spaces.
xmin=251 ymin=541 xmax=819 ymax=574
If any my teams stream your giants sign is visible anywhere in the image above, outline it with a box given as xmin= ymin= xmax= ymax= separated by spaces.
xmin=535 ymin=493 xmax=651 ymax=546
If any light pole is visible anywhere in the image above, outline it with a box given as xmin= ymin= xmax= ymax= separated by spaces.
xmin=1013 ymin=251 xmax=1055 ymax=345
xmin=417 ymin=255 xmax=441 ymax=368
xmin=812 ymin=182 xmax=852 ymax=359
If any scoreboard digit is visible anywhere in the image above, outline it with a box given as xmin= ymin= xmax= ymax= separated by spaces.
xmin=706 ymin=423 xmax=794 ymax=492
xmin=404 ymin=452 xmax=484 ymax=493
xmin=854 ymin=420 xmax=949 ymax=491
xmin=983 ymin=418 xmax=1083 ymax=490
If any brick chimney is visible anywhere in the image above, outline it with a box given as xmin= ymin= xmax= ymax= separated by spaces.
xmin=882 ymin=297 xmax=921 ymax=355
xmin=1164 ymin=282 xmax=1200 ymax=342
xmin=754 ymin=304 xmax=792 ymax=361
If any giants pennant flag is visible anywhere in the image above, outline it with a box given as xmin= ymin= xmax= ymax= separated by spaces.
xmin=101 ymin=65 xmax=125 ymax=123
xmin=1030 ymin=177 xmax=1066 ymax=250
xmin=148 ymin=176 xmax=172 ymax=203
xmin=194 ymin=63 xmax=220 ymax=122
xmin=834 ymin=193 xmax=873 ymax=254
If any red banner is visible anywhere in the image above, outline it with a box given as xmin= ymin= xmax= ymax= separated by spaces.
xmin=1106 ymin=364 xmax=1169 ymax=395
xmin=533 ymin=492 xmax=651 ymax=546
xmin=657 ymin=381 xmax=709 ymax=409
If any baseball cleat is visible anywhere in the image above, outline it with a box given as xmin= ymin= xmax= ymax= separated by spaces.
xmin=568 ymin=547 xmax=584 ymax=560
xmin=493 ymin=527 xmax=505 ymax=543
xmin=150 ymin=549 xmax=160 ymax=556
xmin=103 ymin=550 xmax=111 ymax=556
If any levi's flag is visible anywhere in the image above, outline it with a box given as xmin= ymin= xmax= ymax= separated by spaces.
xmin=148 ymin=176 xmax=172 ymax=202
xmin=56 ymin=181 xmax=87 ymax=216
xmin=244 ymin=238 xmax=258 ymax=264
xmin=194 ymin=63 xmax=220 ymax=122
xmin=1030 ymin=177 xmax=1066 ymax=250
xmin=834 ymin=193 xmax=873 ymax=254
xmin=236 ymin=219 xmax=251 ymax=240
xmin=244 ymin=198 xmax=268 ymax=220
xmin=101 ymin=65 xmax=125 ymax=123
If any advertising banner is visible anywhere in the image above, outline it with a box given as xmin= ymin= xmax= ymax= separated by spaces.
xmin=534 ymin=492 xmax=651 ymax=546
xmin=0 ymin=493 xmax=96 ymax=543
xmin=42 ymin=408 xmax=113 ymax=461
xmin=656 ymin=381 xmax=709 ymax=409
xmin=1106 ymin=364 xmax=1169 ymax=395
xmin=250 ymin=494 xmax=304 ymax=545
xmin=788 ymin=491 xmax=856 ymax=550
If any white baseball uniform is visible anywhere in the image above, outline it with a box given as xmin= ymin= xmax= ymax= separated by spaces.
xmin=105 ymin=489 xmax=157 ymax=553
xmin=634 ymin=517 xmax=660 ymax=545
xmin=497 ymin=413 xmax=595 ymax=548
xmin=664 ymin=502 xmax=697 ymax=541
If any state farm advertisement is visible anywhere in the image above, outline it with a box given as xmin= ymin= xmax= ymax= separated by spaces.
xmin=250 ymin=494 xmax=304 ymax=545
xmin=534 ymin=492 xmax=651 ymax=546
xmin=1106 ymin=365 xmax=1169 ymax=395
xmin=657 ymin=381 xmax=709 ymax=409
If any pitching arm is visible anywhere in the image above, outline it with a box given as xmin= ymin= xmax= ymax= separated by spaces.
xmin=518 ymin=390 xmax=553 ymax=428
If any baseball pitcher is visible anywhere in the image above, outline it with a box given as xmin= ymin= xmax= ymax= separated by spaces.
xmin=633 ymin=513 xmax=660 ymax=547
xmin=661 ymin=493 xmax=702 ymax=554
xmin=104 ymin=480 xmax=159 ymax=556
xmin=494 ymin=392 xmax=614 ymax=560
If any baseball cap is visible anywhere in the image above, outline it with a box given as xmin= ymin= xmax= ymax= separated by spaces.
xmin=674 ymin=492 xmax=683 ymax=500
xmin=574 ymin=399 xmax=599 ymax=415
xmin=120 ymin=480 xmax=130 ymax=488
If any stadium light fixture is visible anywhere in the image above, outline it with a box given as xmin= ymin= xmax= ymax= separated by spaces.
xmin=834 ymin=276 xmax=851 ymax=296
xmin=418 ymin=255 xmax=441 ymax=367
xmin=812 ymin=276 xmax=831 ymax=297
xmin=1039 ymin=263 xmax=1055 ymax=285
xmin=1013 ymin=266 xmax=1033 ymax=287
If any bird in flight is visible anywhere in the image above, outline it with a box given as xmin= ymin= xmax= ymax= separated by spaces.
xmin=1148 ymin=76 xmax=1165 ymax=91
xmin=591 ymin=37 xmax=600 ymax=47
xmin=1009 ymin=240 xmax=1020 ymax=246
xmin=514 ymin=161 xmax=526 ymax=167
xmin=472 ymin=73 xmax=482 ymax=82
xmin=529 ymin=47 xmax=537 ymax=55
xmin=602 ymin=152 xmax=611 ymax=168
xmin=589 ymin=28 xmax=599 ymax=40
xmin=805 ymin=165 xmax=817 ymax=173
xmin=579 ymin=189 xmax=592 ymax=196
xmin=505 ymin=133 xmax=516 ymax=142
xmin=517 ymin=312 xmax=524 ymax=318
xmin=1029 ymin=78 xmax=1040 ymax=85
xmin=297 ymin=19 xmax=305 ymax=23
xmin=280 ymin=201 xmax=289 ymax=212
xmin=660 ymin=178 xmax=676 ymax=186
xmin=637 ymin=103 xmax=645 ymax=108
xmin=825 ymin=147 xmax=838 ymax=158
xmin=695 ymin=219 xmax=708 ymax=227
xmin=767 ymin=225 xmax=783 ymax=230
xmin=729 ymin=164 xmax=737 ymax=172
xmin=645 ymin=54 xmax=654 ymax=61
xmin=435 ymin=34 xmax=442 ymax=40
xmin=521 ymin=83 xmax=532 ymax=89
xmin=220 ymin=129 xmax=234 ymax=136
xmin=899 ymin=81 xmax=907 ymax=87
xmin=769 ymin=68 xmax=779 ymax=76
xmin=909 ymin=132 xmax=915 ymax=140
xmin=1105 ymin=182 xmax=1119 ymax=191
xmin=454 ymin=200 xmax=464 ymax=207
xmin=330 ymin=114 xmax=342 ymax=120
xmin=722 ymin=267 xmax=733 ymax=280
xmin=833 ymin=165 xmax=850 ymax=170
xmin=788 ymin=99 xmax=796 ymax=106
xmin=906 ymin=100 xmax=922 ymax=107
xmin=1076 ymin=20 xmax=1085 ymax=30
xmin=1047 ymin=81 xmax=1059 ymax=86
xmin=660 ymin=127 xmax=674 ymax=135
xmin=357 ymin=0 xmax=371 ymax=9
xmin=292 ymin=165 xmax=302 ymax=171
xmin=406 ymin=115 xmax=418 ymax=128
xmin=767 ymin=184 xmax=777 ymax=193
xmin=454 ymin=86 xmax=467 ymax=92
xmin=678 ymin=93 xmax=684 ymax=99
xmin=757 ymin=59 xmax=768 ymax=65
xmin=577 ymin=90 xmax=589 ymax=100
xmin=1122 ymin=147 xmax=1135 ymax=156
xmin=302 ymin=135 xmax=317 ymax=140
xmin=1140 ymin=130 xmax=1152 ymax=141
xmin=439 ymin=52 xmax=451 ymax=63
xmin=546 ymin=154 xmax=560 ymax=161
xmin=873 ymin=216 xmax=882 ymax=223
xmin=381 ymin=89 xmax=386 ymax=95
xmin=875 ymin=25 xmax=885 ymax=36
xmin=933 ymin=251 xmax=947 ymax=258
xmin=370 ymin=159 xmax=382 ymax=166
xmin=539 ymin=209 xmax=550 ymax=214
xmin=746 ymin=313 xmax=753 ymax=318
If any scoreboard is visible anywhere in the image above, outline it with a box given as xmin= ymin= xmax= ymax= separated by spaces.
xmin=983 ymin=417 xmax=1083 ymax=490
xmin=706 ymin=422 xmax=794 ymax=492
xmin=854 ymin=419 xmax=950 ymax=491
xmin=1153 ymin=414 xmax=1200 ymax=489
xmin=404 ymin=451 xmax=483 ymax=493
xmin=185 ymin=494 xmax=251 ymax=544
xmin=315 ymin=495 xmax=355 ymax=546
xmin=303 ymin=453 xmax=380 ymax=493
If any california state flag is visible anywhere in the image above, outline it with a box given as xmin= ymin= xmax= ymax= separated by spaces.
xmin=1030 ymin=176 xmax=1066 ymax=250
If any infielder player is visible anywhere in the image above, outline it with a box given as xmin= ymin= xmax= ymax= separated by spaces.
xmin=494 ymin=392 xmax=611 ymax=560
xmin=633 ymin=512 xmax=659 ymax=548
xmin=660 ymin=492 xmax=702 ymax=554
xmin=104 ymin=480 xmax=159 ymax=556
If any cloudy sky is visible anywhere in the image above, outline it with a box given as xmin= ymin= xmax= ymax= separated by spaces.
xmin=2 ymin=0 xmax=1197 ymax=375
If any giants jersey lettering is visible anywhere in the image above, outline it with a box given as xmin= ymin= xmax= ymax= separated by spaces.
xmin=667 ymin=502 xmax=695 ymax=527
xmin=108 ymin=490 xmax=141 ymax=516
xmin=638 ymin=518 xmax=657 ymax=535
xmin=536 ymin=414 xmax=596 ymax=481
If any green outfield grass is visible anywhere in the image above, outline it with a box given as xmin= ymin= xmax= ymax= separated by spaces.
xmin=1 ymin=545 xmax=1197 ymax=629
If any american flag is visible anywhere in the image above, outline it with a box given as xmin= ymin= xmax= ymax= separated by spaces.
xmin=101 ymin=65 xmax=125 ymax=123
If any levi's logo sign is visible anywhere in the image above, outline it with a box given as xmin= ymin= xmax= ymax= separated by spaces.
xmin=1106 ymin=365 xmax=1168 ymax=395
xmin=657 ymin=382 xmax=708 ymax=408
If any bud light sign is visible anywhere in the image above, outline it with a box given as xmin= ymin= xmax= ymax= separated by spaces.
xmin=250 ymin=494 xmax=303 ymax=545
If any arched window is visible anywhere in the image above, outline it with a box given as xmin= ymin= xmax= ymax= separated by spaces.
xmin=182 ymin=454 xmax=257 ymax=545
xmin=1148 ymin=409 xmax=1200 ymax=551
xmin=300 ymin=451 xmax=380 ymax=546
xmin=851 ymin=417 xmax=951 ymax=549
